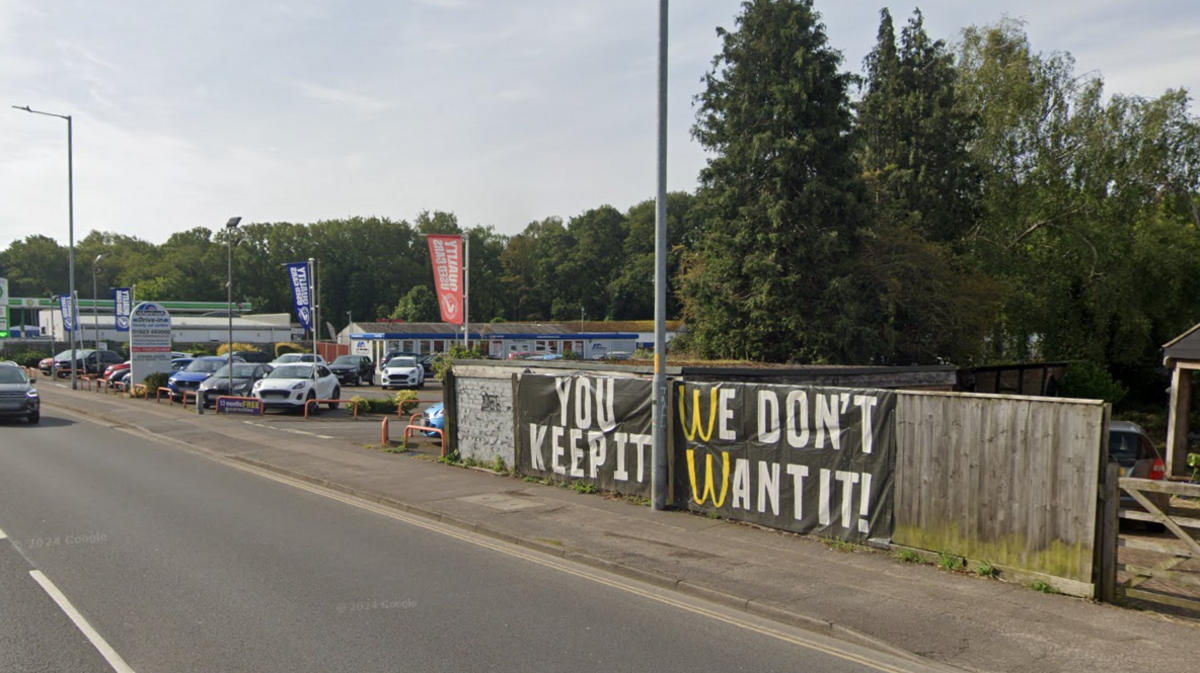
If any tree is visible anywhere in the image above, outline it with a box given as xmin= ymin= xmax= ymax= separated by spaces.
xmin=853 ymin=9 xmax=1000 ymax=364
xmin=681 ymin=0 xmax=872 ymax=362
xmin=391 ymin=285 xmax=440 ymax=322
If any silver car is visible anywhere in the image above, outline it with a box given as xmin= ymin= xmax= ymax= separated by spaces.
xmin=0 ymin=362 xmax=40 ymax=424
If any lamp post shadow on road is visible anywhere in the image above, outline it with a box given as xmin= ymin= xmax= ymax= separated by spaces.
xmin=13 ymin=104 xmax=78 ymax=389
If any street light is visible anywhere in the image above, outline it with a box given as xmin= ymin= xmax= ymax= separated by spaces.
xmin=92 ymin=253 xmax=109 ymax=350
xmin=225 ymin=217 xmax=241 ymax=398
xmin=14 ymin=104 xmax=78 ymax=389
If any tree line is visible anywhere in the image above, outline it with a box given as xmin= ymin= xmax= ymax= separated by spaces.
xmin=2 ymin=1 xmax=1198 ymax=403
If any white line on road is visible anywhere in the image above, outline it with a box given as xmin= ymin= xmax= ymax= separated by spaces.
xmin=243 ymin=421 xmax=334 ymax=440
xmin=0 ymin=525 xmax=7 ymax=539
xmin=29 ymin=570 xmax=136 ymax=673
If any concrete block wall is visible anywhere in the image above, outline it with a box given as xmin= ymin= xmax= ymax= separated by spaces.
xmin=455 ymin=374 xmax=516 ymax=467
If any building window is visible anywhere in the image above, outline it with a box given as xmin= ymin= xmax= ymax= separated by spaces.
xmin=434 ymin=340 xmax=445 ymax=352
xmin=535 ymin=340 xmax=546 ymax=352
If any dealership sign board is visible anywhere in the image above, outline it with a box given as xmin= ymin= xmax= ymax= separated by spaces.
xmin=674 ymin=382 xmax=896 ymax=542
xmin=129 ymin=302 xmax=173 ymax=385
xmin=216 ymin=397 xmax=264 ymax=415
xmin=517 ymin=373 xmax=653 ymax=497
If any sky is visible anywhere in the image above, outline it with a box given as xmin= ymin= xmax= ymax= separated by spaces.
xmin=1 ymin=0 xmax=1198 ymax=247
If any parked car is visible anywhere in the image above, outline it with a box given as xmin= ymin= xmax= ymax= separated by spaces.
xmin=271 ymin=353 xmax=326 ymax=366
xmin=421 ymin=402 xmax=445 ymax=438
xmin=198 ymin=363 xmax=273 ymax=406
xmin=103 ymin=361 xmax=131 ymax=381
xmin=0 ymin=362 xmax=39 ymax=424
xmin=328 ymin=355 xmax=374 ymax=386
xmin=252 ymin=363 xmax=340 ymax=412
xmin=233 ymin=350 xmax=273 ymax=364
xmin=1109 ymin=421 xmax=1170 ymax=524
xmin=53 ymin=349 xmax=124 ymax=377
xmin=419 ymin=353 xmax=436 ymax=377
xmin=38 ymin=357 xmax=55 ymax=376
xmin=380 ymin=351 xmax=419 ymax=369
xmin=381 ymin=356 xmax=424 ymax=390
xmin=168 ymin=355 xmax=244 ymax=401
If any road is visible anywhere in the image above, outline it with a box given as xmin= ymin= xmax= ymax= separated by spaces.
xmin=0 ymin=409 xmax=942 ymax=673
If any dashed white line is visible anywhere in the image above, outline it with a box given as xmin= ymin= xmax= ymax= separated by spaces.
xmin=29 ymin=570 xmax=136 ymax=673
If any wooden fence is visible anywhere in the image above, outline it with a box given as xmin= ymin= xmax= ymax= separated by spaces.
xmin=894 ymin=391 xmax=1106 ymax=594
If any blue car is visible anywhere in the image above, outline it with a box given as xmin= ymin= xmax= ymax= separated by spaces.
xmin=168 ymin=355 xmax=242 ymax=401
xmin=421 ymin=402 xmax=445 ymax=438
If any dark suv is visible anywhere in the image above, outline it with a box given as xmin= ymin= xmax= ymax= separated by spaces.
xmin=0 ymin=362 xmax=39 ymax=424
xmin=54 ymin=349 xmax=124 ymax=377
xmin=329 ymin=355 xmax=374 ymax=386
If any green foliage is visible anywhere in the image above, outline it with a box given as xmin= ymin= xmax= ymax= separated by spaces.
xmin=217 ymin=342 xmax=261 ymax=356
xmin=390 ymin=285 xmax=439 ymax=322
xmin=393 ymin=390 xmax=420 ymax=415
xmin=187 ymin=345 xmax=214 ymax=357
xmin=976 ymin=561 xmax=997 ymax=578
xmin=571 ymin=481 xmax=598 ymax=495
xmin=274 ymin=342 xmax=306 ymax=358
xmin=432 ymin=344 xmax=484 ymax=382
xmin=938 ymin=551 xmax=963 ymax=570
xmin=1030 ymin=580 xmax=1058 ymax=594
xmin=1186 ymin=453 xmax=1200 ymax=483
xmin=1058 ymin=362 xmax=1128 ymax=405
xmin=682 ymin=0 xmax=873 ymax=363
xmin=561 ymin=349 xmax=582 ymax=360
xmin=896 ymin=549 xmax=923 ymax=564
xmin=492 ymin=455 xmax=507 ymax=473
xmin=631 ymin=349 xmax=654 ymax=360
xmin=5 ymin=350 xmax=46 ymax=368
xmin=349 ymin=395 xmax=397 ymax=415
xmin=143 ymin=371 xmax=171 ymax=392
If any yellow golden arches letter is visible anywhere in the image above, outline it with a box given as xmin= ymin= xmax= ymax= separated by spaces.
xmin=686 ymin=449 xmax=730 ymax=507
xmin=677 ymin=385 xmax=718 ymax=443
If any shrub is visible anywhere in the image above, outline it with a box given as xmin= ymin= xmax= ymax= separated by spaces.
xmin=632 ymin=348 xmax=654 ymax=360
xmin=1058 ymin=362 xmax=1127 ymax=406
xmin=562 ymin=350 xmax=582 ymax=360
xmin=187 ymin=345 xmax=214 ymax=357
xmin=393 ymin=390 xmax=420 ymax=415
xmin=143 ymin=371 xmax=171 ymax=392
xmin=217 ymin=342 xmax=262 ymax=356
xmin=349 ymin=395 xmax=398 ymax=415
xmin=274 ymin=342 xmax=307 ymax=358
xmin=6 ymin=350 xmax=47 ymax=368
xmin=432 ymin=344 xmax=485 ymax=382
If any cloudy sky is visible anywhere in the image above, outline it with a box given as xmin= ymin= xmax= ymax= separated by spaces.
xmin=1 ymin=0 xmax=1197 ymax=247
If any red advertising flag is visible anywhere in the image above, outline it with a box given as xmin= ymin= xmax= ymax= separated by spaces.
xmin=427 ymin=234 xmax=463 ymax=325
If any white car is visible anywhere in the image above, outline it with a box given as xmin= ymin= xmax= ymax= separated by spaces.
xmin=270 ymin=353 xmax=327 ymax=366
xmin=381 ymin=356 xmax=425 ymax=390
xmin=252 ymin=363 xmax=341 ymax=412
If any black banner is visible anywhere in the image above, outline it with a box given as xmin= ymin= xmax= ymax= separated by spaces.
xmin=674 ymin=382 xmax=896 ymax=541
xmin=517 ymin=373 xmax=652 ymax=496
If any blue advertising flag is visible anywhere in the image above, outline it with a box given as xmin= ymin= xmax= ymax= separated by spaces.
xmin=59 ymin=294 xmax=78 ymax=332
xmin=113 ymin=287 xmax=132 ymax=332
xmin=286 ymin=262 xmax=313 ymax=330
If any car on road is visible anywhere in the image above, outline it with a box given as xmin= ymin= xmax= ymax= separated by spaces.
xmin=381 ymin=356 xmax=424 ymax=390
xmin=271 ymin=353 xmax=326 ymax=366
xmin=252 ymin=363 xmax=340 ymax=412
xmin=198 ymin=363 xmax=273 ymax=406
xmin=421 ymin=402 xmax=445 ymax=438
xmin=328 ymin=355 xmax=374 ymax=386
xmin=0 ymin=362 xmax=39 ymax=424
xmin=1109 ymin=420 xmax=1170 ymax=523
xmin=168 ymin=355 xmax=244 ymax=401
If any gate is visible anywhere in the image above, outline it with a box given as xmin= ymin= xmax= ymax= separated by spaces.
xmin=1098 ymin=463 xmax=1200 ymax=614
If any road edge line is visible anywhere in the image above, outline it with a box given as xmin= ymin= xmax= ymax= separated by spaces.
xmin=29 ymin=570 xmax=136 ymax=673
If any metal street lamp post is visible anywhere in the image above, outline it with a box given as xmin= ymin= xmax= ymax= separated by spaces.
xmin=652 ymin=0 xmax=669 ymax=510
xmin=225 ymin=217 xmax=241 ymax=398
xmin=92 ymin=253 xmax=109 ymax=350
xmin=14 ymin=104 xmax=78 ymax=389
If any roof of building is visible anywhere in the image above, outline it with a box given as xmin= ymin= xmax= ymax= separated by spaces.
xmin=348 ymin=322 xmax=642 ymax=339
xmin=1164 ymin=322 xmax=1200 ymax=362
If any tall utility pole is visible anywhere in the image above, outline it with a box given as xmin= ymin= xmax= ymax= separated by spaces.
xmin=463 ymin=236 xmax=470 ymax=349
xmin=651 ymin=0 xmax=670 ymax=511
xmin=13 ymin=105 xmax=78 ymax=389
xmin=225 ymin=217 xmax=242 ymax=397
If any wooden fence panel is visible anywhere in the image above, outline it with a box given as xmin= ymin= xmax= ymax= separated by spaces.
xmin=895 ymin=392 xmax=1105 ymax=586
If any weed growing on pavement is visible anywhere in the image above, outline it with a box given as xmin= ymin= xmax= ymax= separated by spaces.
xmin=976 ymin=562 xmax=997 ymax=578
xmin=492 ymin=456 xmax=507 ymax=473
xmin=522 ymin=475 xmax=539 ymax=483
xmin=938 ymin=551 xmax=963 ymax=570
xmin=571 ymin=482 xmax=598 ymax=495
xmin=706 ymin=510 xmax=721 ymax=520
xmin=437 ymin=451 xmax=462 ymax=466
xmin=538 ymin=476 xmax=554 ymax=486
xmin=1031 ymin=581 xmax=1058 ymax=594
xmin=536 ymin=537 xmax=563 ymax=546
xmin=824 ymin=538 xmax=855 ymax=553
xmin=896 ymin=549 xmax=923 ymax=563
xmin=383 ymin=446 xmax=409 ymax=454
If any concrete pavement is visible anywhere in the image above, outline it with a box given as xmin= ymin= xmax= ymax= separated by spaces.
xmin=38 ymin=383 xmax=1200 ymax=673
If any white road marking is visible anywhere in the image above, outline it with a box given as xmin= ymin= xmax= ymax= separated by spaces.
xmin=0 ymin=525 xmax=7 ymax=539
xmin=243 ymin=421 xmax=334 ymax=440
xmin=29 ymin=570 xmax=137 ymax=673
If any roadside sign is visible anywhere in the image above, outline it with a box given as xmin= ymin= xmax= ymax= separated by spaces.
xmin=216 ymin=397 xmax=264 ymax=415
xmin=130 ymin=302 xmax=173 ymax=385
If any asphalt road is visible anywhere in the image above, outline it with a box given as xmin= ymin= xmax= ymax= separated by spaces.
xmin=0 ymin=410 xmax=936 ymax=673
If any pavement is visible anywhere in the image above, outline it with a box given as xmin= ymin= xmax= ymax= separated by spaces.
xmin=38 ymin=382 xmax=1200 ymax=673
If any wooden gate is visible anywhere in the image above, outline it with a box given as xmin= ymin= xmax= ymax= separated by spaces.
xmin=1098 ymin=464 xmax=1200 ymax=614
